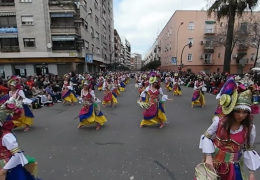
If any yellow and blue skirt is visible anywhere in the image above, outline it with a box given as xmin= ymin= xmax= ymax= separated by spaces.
xmin=191 ymin=90 xmax=205 ymax=106
xmin=4 ymin=155 xmax=41 ymax=180
xmin=124 ymin=78 xmax=130 ymax=84
xmin=78 ymin=104 xmax=107 ymax=127
xmin=140 ymin=103 xmax=167 ymax=126
xmin=119 ymin=82 xmax=126 ymax=92
xmin=102 ymin=92 xmax=118 ymax=105
xmin=173 ymin=85 xmax=182 ymax=96
xmin=11 ymin=104 xmax=34 ymax=127
xmin=165 ymin=83 xmax=172 ymax=91
xmin=62 ymin=89 xmax=77 ymax=103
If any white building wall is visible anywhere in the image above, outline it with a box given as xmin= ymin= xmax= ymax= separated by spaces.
xmin=25 ymin=64 xmax=35 ymax=76
xmin=4 ymin=65 xmax=14 ymax=78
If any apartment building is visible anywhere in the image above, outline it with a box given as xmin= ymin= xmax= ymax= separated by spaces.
xmin=121 ymin=36 xmax=131 ymax=68
xmin=144 ymin=39 xmax=159 ymax=65
xmin=145 ymin=10 xmax=259 ymax=74
xmin=114 ymin=29 xmax=121 ymax=64
xmin=131 ymin=53 xmax=142 ymax=70
xmin=0 ymin=0 xmax=114 ymax=77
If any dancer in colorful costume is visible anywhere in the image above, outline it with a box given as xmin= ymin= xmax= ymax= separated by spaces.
xmin=78 ymin=80 xmax=107 ymax=130
xmin=62 ymin=74 xmax=77 ymax=105
xmin=112 ymin=77 xmax=120 ymax=97
xmin=97 ymin=76 xmax=104 ymax=91
xmin=119 ymin=76 xmax=126 ymax=92
xmin=8 ymin=78 xmax=34 ymax=132
xmin=0 ymin=103 xmax=41 ymax=179
xmin=191 ymin=75 xmax=206 ymax=108
xmin=140 ymin=73 xmax=172 ymax=128
xmin=196 ymin=79 xmax=260 ymax=180
xmin=102 ymin=82 xmax=118 ymax=108
xmin=165 ymin=73 xmax=172 ymax=92
xmin=172 ymin=73 xmax=182 ymax=96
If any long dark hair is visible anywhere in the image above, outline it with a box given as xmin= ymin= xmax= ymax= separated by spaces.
xmin=221 ymin=111 xmax=252 ymax=148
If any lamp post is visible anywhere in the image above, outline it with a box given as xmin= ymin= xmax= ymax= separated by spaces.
xmin=180 ymin=42 xmax=192 ymax=71
xmin=176 ymin=22 xmax=184 ymax=66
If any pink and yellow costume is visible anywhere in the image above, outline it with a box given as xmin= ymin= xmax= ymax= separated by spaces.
xmin=191 ymin=76 xmax=205 ymax=107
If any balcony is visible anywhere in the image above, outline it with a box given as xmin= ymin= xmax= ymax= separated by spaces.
xmin=49 ymin=0 xmax=76 ymax=13
xmin=0 ymin=0 xmax=14 ymax=6
xmin=50 ymin=25 xmax=80 ymax=35
xmin=0 ymin=46 xmax=19 ymax=52
xmin=52 ymin=46 xmax=79 ymax=51
xmin=204 ymin=29 xmax=215 ymax=35
xmin=204 ymin=46 xmax=214 ymax=53
xmin=203 ymin=59 xmax=213 ymax=65
xmin=237 ymin=44 xmax=248 ymax=51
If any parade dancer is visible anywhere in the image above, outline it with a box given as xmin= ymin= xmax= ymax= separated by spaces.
xmin=165 ymin=73 xmax=172 ymax=92
xmin=78 ymin=80 xmax=106 ymax=130
xmin=119 ymin=76 xmax=126 ymax=92
xmin=140 ymin=73 xmax=172 ymax=128
xmin=97 ymin=76 xmax=104 ymax=91
xmin=102 ymin=83 xmax=118 ymax=108
xmin=172 ymin=73 xmax=182 ymax=96
xmin=8 ymin=78 xmax=34 ymax=132
xmin=191 ymin=75 xmax=206 ymax=108
xmin=112 ymin=77 xmax=120 ymax=97
xmin=62 ymin=74 xmax=77 ymax=105
xmin=0 ymin=114 xmax=41 ymax=180
xmin=195 ymin=84 xmax=260 ymax=180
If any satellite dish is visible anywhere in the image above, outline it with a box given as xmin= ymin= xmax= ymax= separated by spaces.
xmin=47 ymin=43 xmax=52 ymax=49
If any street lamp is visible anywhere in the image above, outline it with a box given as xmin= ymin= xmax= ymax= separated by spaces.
xmin=176 ymin=22 xmax=184 ymax=66
xmin=180 ymin=42 xmax=192 ymax=71
xmin=110 ymin=49 xmax=117 ymax=70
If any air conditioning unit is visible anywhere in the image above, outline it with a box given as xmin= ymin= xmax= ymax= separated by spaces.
xmin=200 ymin=41 xmax=204 ymax=45
xmin=200 ymin=54 xmax=204 ymax=59
xmin=251 ymin=57 xmax=254 ymax=61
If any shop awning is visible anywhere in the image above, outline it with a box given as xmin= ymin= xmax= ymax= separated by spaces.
xmin=0 ymin=12 xmax=15 ymax=16
xmin=0 ymin=34 xmax=18 ymax=38
xmin=205 ymin=21 xmax=216 ymax=24
xmin=50 ymin=13 xmax=74 ymax=18
xmin=51 ymin=36 xmax=75 ymax=41
xmin=0 ymin=27 xmax=18 ymax=33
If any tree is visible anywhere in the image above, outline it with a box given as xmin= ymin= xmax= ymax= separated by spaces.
xmin=207 ymin=0 xmax=258 ymax=73
xmin=248 ymin=14 xmax=260 ymax=67
xmin=140 ymin=60 xmax=161 ymax=71
xmin=213 ymin=22 xmax=249 ymax=53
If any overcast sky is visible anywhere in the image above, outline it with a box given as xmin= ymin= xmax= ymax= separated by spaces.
xmin=113 ymin=0 xmax=260 ymax=57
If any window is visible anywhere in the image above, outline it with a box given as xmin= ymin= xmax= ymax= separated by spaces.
xmin=205 ymin=40 xmax=212 ymax=47
xmin=96 ymin=47 xmax=100 ymax=54
xmin=240 ymin=22 xmax=248 ymax=32
xmin=95 ymin=15 xmax=99 ymax=25
xmin=84 ymin=21 xmax=88 ymax=30
xmin=95 ymin=31 xmax=99 ymax=39
xmin=0 ymin=38 xmax=19 ymax=48
xmin=21 ymin=16 xmax=33 ymax=25
xmin=170 ymin=27 xmax=172 ymax=35
xmin=0 ymin=16 xmax=16 ymax=26
xmin=205 ymin=24 xmax=214 ymax=33
xmin=189 ymin=22 xmax=194 ymax=30
xmin=23 ymin=38 xmax=35 ymax=47
xmin=204 ymin=53 xmax=212 ymax=61
xmin=94 ymin=0 xmax=98 ymax=9
xmin=187 ymin=54 xmax=192 ymax=61
xmin=91 ymin=44 xmax=94 ymax=52
xmin=91 ymin=26 xmax=94 ymax=34
xmin=89 ymin=8 xmax=93 ymax=17
xmin=82 ymin=0 xmax=87 ymax=8
xmin=85 ymin=41 xmax=89 ymax=49
xmin=188 ymin=38 xmax=193 ymax=45
xmin=19 ymin=0 xmax=32 ymax=2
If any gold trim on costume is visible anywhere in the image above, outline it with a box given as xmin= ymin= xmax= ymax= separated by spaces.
xmin=10 ymin=147 xmax=21 ymax=155
xmin=204 ymin=131 xmax=212 ymax=139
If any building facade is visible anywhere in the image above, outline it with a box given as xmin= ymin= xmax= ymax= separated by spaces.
xmin=145 ymin=10 xmax=259 ymax=74
xmin=144 ymin=39 xmax=159 ymax=66
xmin=0 ymin=0 xmax=114 ymax=77
xmin=121 ymin=36 xmax=131 ymax=68
xmin=114 ymin=29 xmax=121 ymax=64
xmin=131 ymin=53 xmax=142 ymax=70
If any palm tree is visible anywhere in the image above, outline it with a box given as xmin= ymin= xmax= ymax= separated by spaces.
xmin=207 ymin=0 xmax=258 ymax=73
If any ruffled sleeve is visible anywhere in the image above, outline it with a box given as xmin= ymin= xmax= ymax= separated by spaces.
xmin=159 ymin=87 xmax=163 ymax=95
xmin=140 ymin=87 xmax=149 ymax=98
xmin=2 ymin=133 xmax=28 ymax=170
xmin=199 ymin=118 xmax=219 ymax=154
xmin=243 ymin=124 xmax=260 ymax=171
xmin=18 ymin=90 xmax=26 ymax=99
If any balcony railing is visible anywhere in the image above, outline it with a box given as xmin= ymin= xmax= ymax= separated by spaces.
xmin=50 ymin=25 xmax=80 ymax=35
xmin=0 ymin=1 xmax=15 ymax=6
xmin=237 ymin=44 xmax=248 ymax=51
xmin=0 ymin=46 xmax=20 ymax=52
xmin=203 ymin=59 xmax=213 ymax=65
xmin=52 ymin=46 xmax=79 ymax=50
xmin=204 ymin=29 xmax=215 ymax=34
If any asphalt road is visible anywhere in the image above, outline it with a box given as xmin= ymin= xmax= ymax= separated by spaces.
xmin=14 ymin=80 xmax=260 ymax=180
